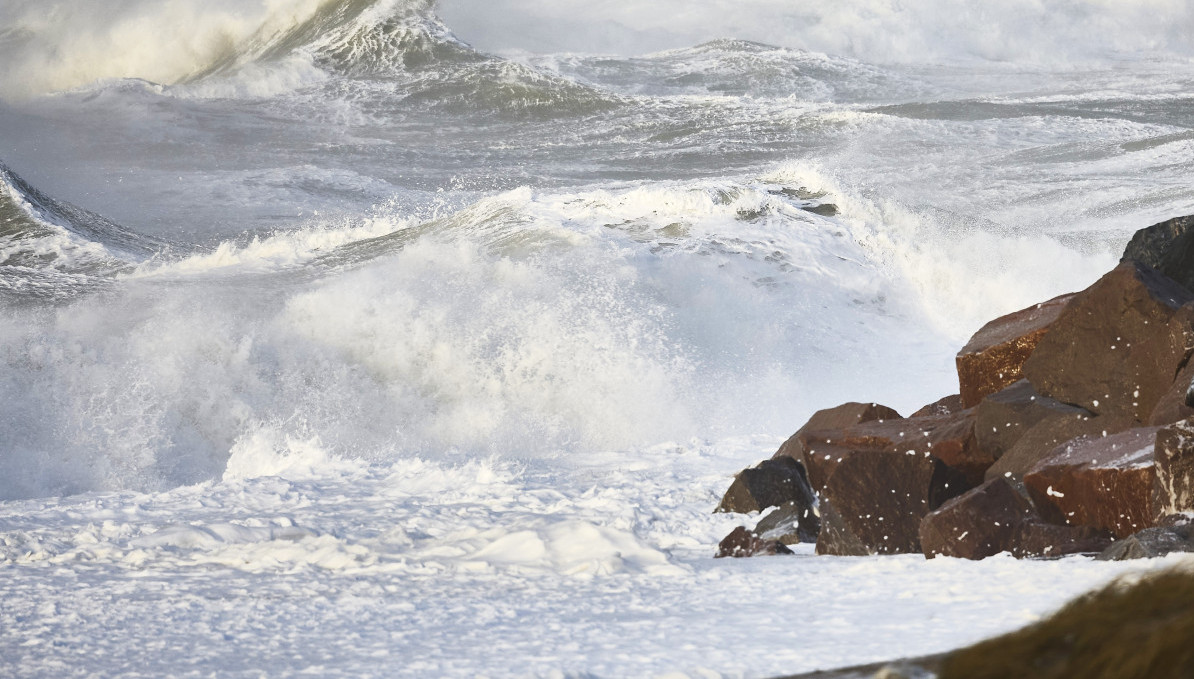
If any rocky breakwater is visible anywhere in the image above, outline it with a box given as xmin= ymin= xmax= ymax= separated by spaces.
xmin=715 ymin=214 xmax=1194 ymax=561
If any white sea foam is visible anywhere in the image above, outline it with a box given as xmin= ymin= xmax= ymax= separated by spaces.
xmin=442 ymin=0 xmax=1194 ymax=65
xmin=1 ymin=435 xmax=1186 ymax=676
xmin=0 ymin=174 xmax=969 ymax=500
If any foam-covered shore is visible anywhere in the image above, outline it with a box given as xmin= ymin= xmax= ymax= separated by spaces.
xmin=3 ymin=435 xmax=1182 ymax=678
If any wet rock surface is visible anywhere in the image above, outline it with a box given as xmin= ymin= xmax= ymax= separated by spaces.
xmin=955 ymin=293 xmax=1071 ymax=408
xmin=800 ymin=410 xmax=986 ymax=488
xmin=920 ymin=477 xmax=1036 ymax=560
xmin=1022 ymin=427 xmax=1159 ymax=539
xmin=981 ymin=410 xmax=1110 ymax=482
xmin=911 ymin=394 xmax=963 ymax=418
xmin=1021 ymin=261 xmax=1194 ymax=423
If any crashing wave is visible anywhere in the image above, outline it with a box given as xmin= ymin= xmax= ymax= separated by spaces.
xmin=0 ymin=162 xmax=168 ymax=300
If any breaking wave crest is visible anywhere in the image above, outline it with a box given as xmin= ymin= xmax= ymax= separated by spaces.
xmin=0 ymin=163 xmax=170 ymax=302
xmin=0 ymin=158 xmax=1119 ymax=500
xmin=0 ymin=0 xmax=617 ymax=115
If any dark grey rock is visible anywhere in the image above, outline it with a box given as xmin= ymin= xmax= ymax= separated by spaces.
xmin=1097 ymin=526 xmax=1194 ymax=561
xmin=756 ymin=500 xmax=819 ymax=544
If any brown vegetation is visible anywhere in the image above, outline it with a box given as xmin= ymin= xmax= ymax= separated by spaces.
xmin=939 ymin=567 xmax=1194 ymax=679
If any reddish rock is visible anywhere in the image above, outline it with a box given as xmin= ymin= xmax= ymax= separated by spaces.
xmin=1022 ymin=261 xmax=1194 ymax=424
xmin=772 ymin=401 xmax=901 ymax=466
xmin=815 ymin=500 xmax=871 ymax=556
xmin=912 ymin=394 xmax=964 ymax=418
xmin=715 ymin=526 xmax=793 ymax=558
xmin=1023 ymin=427 xmax=1159 ymax=539
xmin=715 ymin=457 xmax=817 ymax=516
xmin=984 ymin=408 xmax=1120 ymax=483
xmin=1010 ymin=522 xmax=1114 ymax=558
xmin=1121 ymin=213 xmax=1194 ymax=293
xmin=801 ymin=410 xmax=988 ymax=488
xmin=956 ymin=293 xmax=1073 ymax=408
xmin=813 ymin=446 xmax=971 ymax=556
xmin=796 ymin=409 xmax=989 ymax=556
xmin=974 ymin=379 xmax=1093 ymax=464
xmin=920 ymin=477 xmax=1037 ymax=560
xmin=1154 ymin=417 xmax=1194 ymax=517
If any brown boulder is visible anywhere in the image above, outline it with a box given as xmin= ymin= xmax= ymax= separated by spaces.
xmin=814 ymin=500 xmax=872 ymax=556
xmin=956 ymin=293 xmax=1072 ymax=408
xmin=715 ymin=456 xmax=817 ymax=515
xmin=801 ymin=409 xmax=988 ymax=488
xmin=799 ymin=410 xmax=988 ymax=556
xmin=920 ymin=477 xmax=1037 ymax=560
xmin=1009 ymin=521 xmax=1113 ymax=558
xmin=974 ymin=379 xmax=1092 ymax=464
xmin=1154 ymin=417 xmax=1194 ymax=517
xmin=1021 ymin=261 xmax=1194 ymax=423
xmin=813 ymin=446 xmax=971 ymax=555
xmin=984 ymin=407 xmax=1119 ymax=482
xmin=772 ymin=401 xmax=901 ymax=466
xmin=715 ymin=526 xmax=793 ymax=558
xmin=1023 ymin=427 xmax=1159 ymax=539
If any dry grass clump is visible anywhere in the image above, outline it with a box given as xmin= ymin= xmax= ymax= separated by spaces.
xmin=939 ymin=566 xmax=1194 ymax=679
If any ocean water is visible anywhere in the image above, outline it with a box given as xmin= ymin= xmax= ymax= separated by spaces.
xmin=2 ymin=1 xmax=1193 ymax=676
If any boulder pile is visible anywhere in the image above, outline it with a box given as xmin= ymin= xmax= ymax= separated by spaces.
xmin=716 ymin=214 xmax=1194 ymax=560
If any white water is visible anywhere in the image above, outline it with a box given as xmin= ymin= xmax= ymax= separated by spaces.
xmin=2 ymin=0 xmax=1194 ymax=676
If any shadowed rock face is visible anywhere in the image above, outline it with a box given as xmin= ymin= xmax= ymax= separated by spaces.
xmin=1151 ymin=356 xmax=1194 ymax=424
xmin=1009 ymin=521 xmax=1113 ymax=558
xmin=755 ymin=500 xmax=819 ymax=544
xmin=813 ymin=447 xmax=970 ymax=556
xmin=955 ymin=293 xmax=1072 ymax=409
xmin=983 ymin=411 xmax=1111 ymax=482
xmin=716 ymin=457 xmax=817 ymax=517
xmin=974 ymin=379 xmax=1092 ymax=464
xmin=920 ymin=477 xmax=1037 ymax=560
xmin=814 ymin=499 xmax=873 ymax=557
xmin=912 ymin=394 xmax=964 ymax=418
xmin=1022 ymin=261 xmax=1194 ymax=424
xmin=1122 ymin=214 xmax=1194 ymax=293
xmin=1022 ymin=427 xmax=1159 ymax=539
